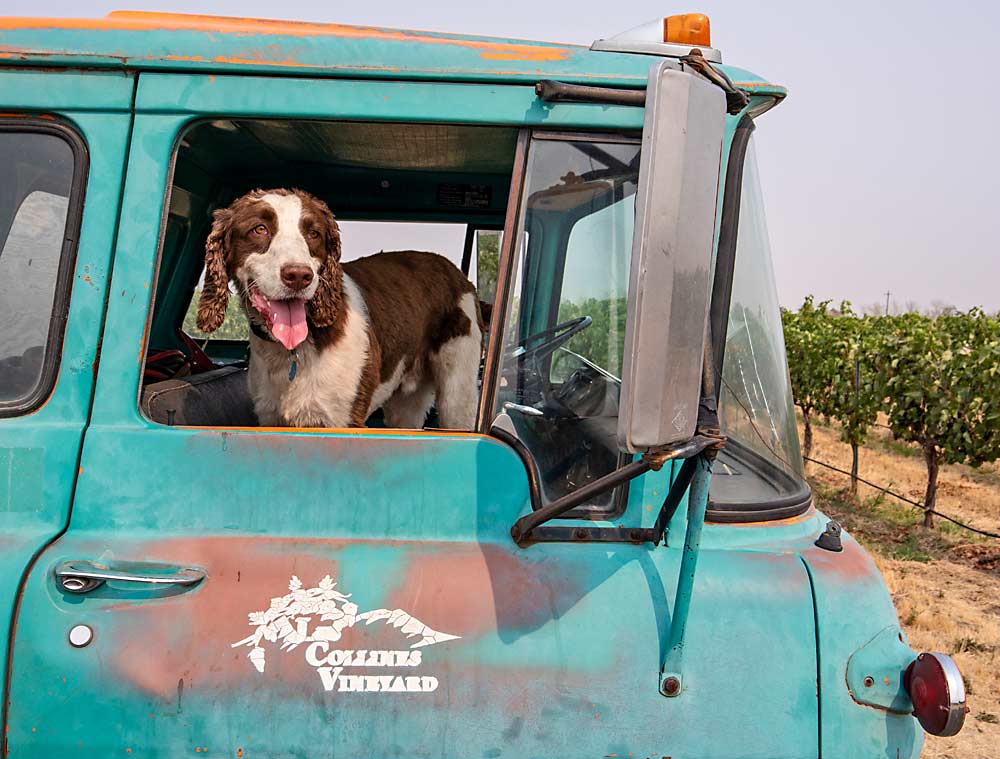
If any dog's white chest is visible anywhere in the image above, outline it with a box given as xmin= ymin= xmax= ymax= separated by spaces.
xmin=248 ymin=302 xmax=370 ymax=428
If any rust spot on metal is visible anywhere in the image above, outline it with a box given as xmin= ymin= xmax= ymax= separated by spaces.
xmin=802 ymin=536 xmax=879 ymax=583
xmin=384 ymin=544 xmax=589 ymax=637
xmin=732 ymin=81 xmax=781 ymax=90
xmin=0 ymin=112 xmax=55 ymax=119
xmin=209 ymin=55 xmax=312 ymax=69
xmin=479 ymin=50 xmax=571 ymax=62
xmin=95 ymin=536 xmax=591 ymax=703
xmin=661 ymin=676 xmax=680 ymax=696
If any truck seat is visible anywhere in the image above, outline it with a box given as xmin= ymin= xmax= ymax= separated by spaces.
xmin=141 ymin=365 xmax=257 ymax=427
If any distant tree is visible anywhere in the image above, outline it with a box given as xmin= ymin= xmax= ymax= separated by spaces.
xmin=926 ymin=300 xmax=959 ymax=318
xmin=557 ymin=297 xmax=628 ymax=376
xmin=182 ymin=290 xmax=249 ymax=340
xmin=476 ymin=232 xmax=500 ymax=304
xmin=879 ymin=310 xmax=1000 ymax=527
xmin=781 ymin=297 xmax=838 ymax=462
xmin=824 ymin=304 xmax=885 ymax=496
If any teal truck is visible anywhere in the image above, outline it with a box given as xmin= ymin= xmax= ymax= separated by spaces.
xmin=0 ymin=10 xmax=966 ymax=758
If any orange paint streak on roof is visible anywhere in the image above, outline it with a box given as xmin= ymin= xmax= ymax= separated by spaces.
xmin=0 ymin=11 xmax=574 ymax=63
xmin=733 ymin=81 xmax=782 ymax=90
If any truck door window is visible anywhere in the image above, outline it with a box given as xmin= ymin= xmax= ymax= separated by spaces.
xmin=145 ymin=119 xmax=514 ymax=429
xmin=0 ymin=127 xmax=83 ymax=414
xmin=490 ymin=135 xmax=639 ymax=515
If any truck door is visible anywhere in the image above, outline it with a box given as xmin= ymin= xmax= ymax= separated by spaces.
xmin=2 ymin=71 xmax=548 ymax=758
xmin=0 ymin=69 xmax=133 ymax=731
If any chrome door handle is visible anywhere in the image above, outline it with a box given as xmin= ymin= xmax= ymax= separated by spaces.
xmin=55 ymin=560 xmax=207 ymax=594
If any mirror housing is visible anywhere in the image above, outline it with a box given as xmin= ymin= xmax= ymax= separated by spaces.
xmin=617 ymin=61 xmax=727 ymax=453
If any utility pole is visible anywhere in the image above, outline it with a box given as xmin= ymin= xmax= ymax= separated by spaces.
xmin=884 ymin=290 xmax=891 ymax=316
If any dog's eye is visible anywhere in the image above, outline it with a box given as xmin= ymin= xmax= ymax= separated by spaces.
xmin=307 ymin=229 xmax=321 ymax=240
xmin=252 ymin=224 xmax=269 ymax=236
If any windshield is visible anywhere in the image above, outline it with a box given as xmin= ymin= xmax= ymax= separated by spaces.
xmin=710 ymin=137 xmax=810 ymax=519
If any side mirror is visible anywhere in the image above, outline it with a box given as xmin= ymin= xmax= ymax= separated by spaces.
xmin=617 ymin=61 xmax=727 ymax=453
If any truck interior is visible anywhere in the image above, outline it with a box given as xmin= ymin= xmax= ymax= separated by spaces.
xmin=142 ymin=118 xmax=517 ymax=429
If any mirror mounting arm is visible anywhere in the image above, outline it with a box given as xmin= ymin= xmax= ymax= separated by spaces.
xmin=509 ymin=432 xmax=723 ymax=547
xmin=510 ymin=458 xmax=650 ymax=546
xmin=534 ymin=80 xmax=647 ymax=107
xmin=510 ymin=340 xmax=726 ymax=548
xmin=679 ymin=49 xmax=750 ymax=115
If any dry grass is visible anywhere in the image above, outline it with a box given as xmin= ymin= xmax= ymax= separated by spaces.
xmin=876 ymin=557 xmax=1000 ymax=758
xmin=810 ymin=416 xmax=1000 ymax=535
xmin=804 ymin=420 xmax=1000 ymax=758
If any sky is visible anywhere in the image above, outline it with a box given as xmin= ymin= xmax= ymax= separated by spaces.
xmin=11 ymin=0 xmax=1000 ymax=313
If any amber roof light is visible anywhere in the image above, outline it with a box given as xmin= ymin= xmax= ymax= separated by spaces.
xmin=663 ymin=13 xmax=711 ymax=47
xmin=591 ymin=15 xmax=721 ymax=63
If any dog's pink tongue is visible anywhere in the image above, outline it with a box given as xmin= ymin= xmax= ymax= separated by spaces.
xmin=269 ymin=299 xmax=308 ymax=351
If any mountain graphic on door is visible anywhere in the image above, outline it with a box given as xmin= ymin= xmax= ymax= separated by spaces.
xmin=231 ymin=574 xmax=462 ymax=675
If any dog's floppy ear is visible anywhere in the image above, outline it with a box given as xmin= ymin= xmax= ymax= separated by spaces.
xmin=196 ymin=208 xmax=233 ymax=333
xmin=308 ymin=205 xmax=343 ymax=328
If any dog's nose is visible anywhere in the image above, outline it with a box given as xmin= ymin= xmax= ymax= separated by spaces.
xmin=280 ymin=264 xmax=314 ymax=292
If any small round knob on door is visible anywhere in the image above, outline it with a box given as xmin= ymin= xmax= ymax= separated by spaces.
xmin=68 ymin=624 xmax=93 ymax=648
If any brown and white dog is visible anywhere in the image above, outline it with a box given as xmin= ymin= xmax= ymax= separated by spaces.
xmin=195 ymin=188 xmax=482 ymax=429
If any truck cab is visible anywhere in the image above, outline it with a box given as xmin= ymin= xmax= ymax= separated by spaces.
xmin=0 ymin=11 xmax=964 ymax=757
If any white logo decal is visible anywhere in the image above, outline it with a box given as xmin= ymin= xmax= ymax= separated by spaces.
xmin=231 ymin=575 xmax=460 ymax=693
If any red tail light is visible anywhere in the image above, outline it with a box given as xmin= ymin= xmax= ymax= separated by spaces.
xmin=904 ymin=652 xmax=967 ymax=736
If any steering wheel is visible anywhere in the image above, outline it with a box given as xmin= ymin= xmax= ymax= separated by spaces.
xmin=507 ymin=316 xmax=592 ymax=363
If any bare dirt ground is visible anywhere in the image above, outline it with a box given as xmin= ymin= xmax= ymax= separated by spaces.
xmin=805 ymin=420 xmax=1000 ymax=758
